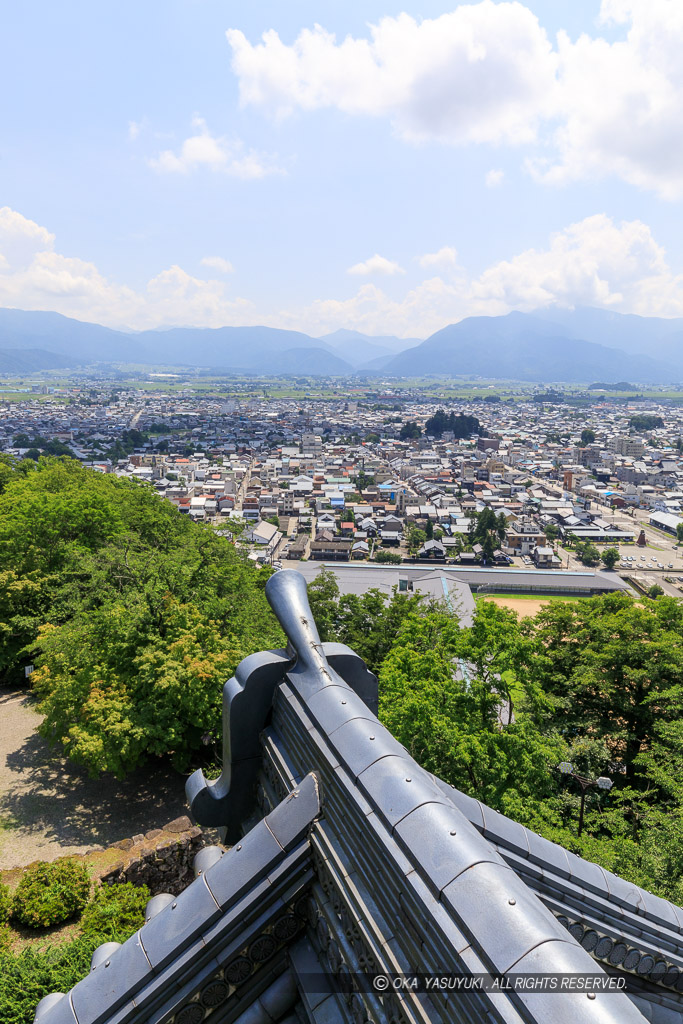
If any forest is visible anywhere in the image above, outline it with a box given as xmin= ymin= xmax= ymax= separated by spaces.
xmin=0 ymin=456 xmax=681 ymax=907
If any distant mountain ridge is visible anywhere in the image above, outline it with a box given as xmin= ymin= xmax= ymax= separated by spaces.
xmin=0 ymin=309 xmax=412 ymax=375
xmin=0 ymin=348 xmax=73 ymax=373
xmin=383 ymin=310 xmax=683 ymax=383
xmin=1 ymin=305 xmax=683 ymax=381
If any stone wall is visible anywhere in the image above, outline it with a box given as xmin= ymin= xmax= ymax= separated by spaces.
xmin=98 ymin=815 xmax=217 ymax=896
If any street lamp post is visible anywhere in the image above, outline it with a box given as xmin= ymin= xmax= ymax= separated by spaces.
xmin=556 ymin=762 xmax=615 ymax=836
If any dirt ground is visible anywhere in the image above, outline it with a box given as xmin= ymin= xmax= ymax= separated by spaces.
xmin=482 ymin=596 xmax=551 ymax=617
xmin=0 ymin=688 xmax=191 ymax=870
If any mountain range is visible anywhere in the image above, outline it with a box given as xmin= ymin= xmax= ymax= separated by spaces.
xmin=0 ymin=306 xmax=683 ymax=382
xmin=381 ymin=310 xmax=682 ymax=383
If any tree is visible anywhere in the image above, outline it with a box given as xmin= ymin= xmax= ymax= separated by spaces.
xmin=399 ymin=421 xmax=421 ymax=441
xmin=405 ymin=524 xmax=426 ymax=554
xmin=0 ymin=457 xmax=285 ymax=773
xmin=374 ymin=550 xmax=402 ymax=564
xmin=354 ymin=470 xmax=375 ymax=492
xmin=425 ymin=519 xmax=434 ymax=540
xmin=580 ymin=428 xmax=596 ymax=444
xmin=648 ymin=584 xmax=664 ymax=599
xmin=424 ymin=410 xmax=480 ymax=439
xmin=496 ymin=512 xmax=508 ymax=545
xmin=676 ymin=523 xmax=683 ymax=545
xmin=543 ymin=524 xmax=559 ymax=544
xmin=306 ymin=569 xmax=422 ymax=672
xmin=575 ymin=540 xmax=600 ymax=566
xmin=378 ymin=611 xmax=563 ymax=811
xmin=525 ymin=593 xmax=683 ymax=797
xmin=601 ymin=547 xmax=620 ymax=570
xmin=629 ymin=414 xmax=664 ymax=431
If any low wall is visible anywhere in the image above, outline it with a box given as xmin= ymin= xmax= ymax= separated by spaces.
xmin=98 ymin=815 xmax=215 ymax=896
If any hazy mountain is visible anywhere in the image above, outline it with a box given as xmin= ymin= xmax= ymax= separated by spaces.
xmin=384 ymin=312 xmax=678 ymax=383
xmin=0 ymin=348 xmax=73 ymax=373
xmin=0 ymin=310 xmax=337 ymax=373
xmin=2 ymin=305 xmax=683 ymax=381
xmin=319 ymin=329 xmax=421 ymax=367
xmin=264 ymin=347 xmax=353 ymax=375
xmin=356 ymin=353 xmax=396 ymax=372
xmin=0 ymin=309 xmax=148 ymax=363
xmin=531 ymin=306 xmax=683 ymax=355
xmin=135 ymin=325 xmax=331 ymax=368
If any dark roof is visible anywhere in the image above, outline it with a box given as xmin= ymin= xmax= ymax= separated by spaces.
xmin=36 ymin=570 xmax=677 ymax=1024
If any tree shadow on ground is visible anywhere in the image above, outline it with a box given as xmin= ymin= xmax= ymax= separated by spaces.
xmin=0 ymin=692 xmax=190 ymax=851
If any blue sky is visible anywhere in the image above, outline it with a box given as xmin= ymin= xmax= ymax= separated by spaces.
xmin=2 ymin=0 xmax=683 ymax=337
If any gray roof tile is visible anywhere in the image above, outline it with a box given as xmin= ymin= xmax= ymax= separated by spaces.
xmin=395 ymin=802 xmax=500 ymax=894
xmin=359 ymin=754 xmax=450 ymax=827
xmin=140 ymin=877 xmax=218 ymax=971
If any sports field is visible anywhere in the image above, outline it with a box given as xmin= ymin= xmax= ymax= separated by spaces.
xmin=480 ymin=594 xmax=587 ymax=617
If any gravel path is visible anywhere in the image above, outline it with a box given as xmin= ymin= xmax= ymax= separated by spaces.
xmin=0 ymin=688 xmax=191 ymax=870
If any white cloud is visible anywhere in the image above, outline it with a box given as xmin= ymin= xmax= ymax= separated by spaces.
xmin=227 ymin=5 xmax=557 ymax=145
xmin=148 ymin=117 xmax=282 ymax=179
xmin=275 ymin=214 xmax=683 ymax=336
xmin=128 ymin=120 xmax=144 ymax=142
xmin=419 ymin=246 xmax=458 ymax=269
xmin=4 ymin=206 xmax=683 ymax=339
xmin=0 ymin=206 xmax=254 ymax=330
xmin=227 ymin=1 xmax=683 ymax=198
xmin=200 ymin=256 xmax=234 ymax=274
xmin=347 ymin=254 xmax=405 ymax=276
xmin=0 ymin=207 xmax=54 ymax=269
xmin=527 ymin=0 xmax=683 ymax=198
xmin=485 ymin=169 xmax=504 ymax=188
xmin=468 ymin=214 xmax=675 ymax=314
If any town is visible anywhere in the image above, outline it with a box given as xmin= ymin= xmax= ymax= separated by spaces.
xmin=3 ymin=373 xmax=683 ymax=600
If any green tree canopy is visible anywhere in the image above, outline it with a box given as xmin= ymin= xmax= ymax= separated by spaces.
xmin=424 ymin=409 xmax=480 ymax=439
xmin=0 ymin=457 xmax=283 ymax=775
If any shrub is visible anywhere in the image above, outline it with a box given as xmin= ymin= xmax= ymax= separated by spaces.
xmin=80 ymin=882 xmax=149 ymax=941
xmin=11 ymin=860 xmax=90 ymax=929
xmin=374 ymin=550 xmax=402 ymax=564
xmin=0 ymin=883 xmax=11 ymax=924
xmin=0 ymin=935 xmax=100 ymax=1024
xmin=0 ymin=924 xmax=11 ymax=952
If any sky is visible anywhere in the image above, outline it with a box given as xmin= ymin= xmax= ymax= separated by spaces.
xmin=2 ymin=0 xmax=683 ymax=338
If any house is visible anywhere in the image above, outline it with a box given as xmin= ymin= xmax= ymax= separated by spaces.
xmin=309 ymin=538 xmax=352 ymax=561
xmin=533 ymin=545 xmax=554 ymax=567
xmin=316 ymin=512 xmax=337 ymax=532
xmin=287 ymin=535 xmax=310 ymax=560
xmin=351 ymin=540 xmax=369 ymax=559
xmin=417 ymin=539 xmax=446 ymax=559
xmin=358 ymin=516 xmax=378 ymax=537
xmin=243 ymin=519 xmax=281 ymax=551
xmin=505 ymin=518 xmax=546 ymax=554
xmin=379 ymin=529 xmax=402 ymax=546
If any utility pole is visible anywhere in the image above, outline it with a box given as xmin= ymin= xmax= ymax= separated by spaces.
xmin=555 ymin=762 xmax=617 ymax=836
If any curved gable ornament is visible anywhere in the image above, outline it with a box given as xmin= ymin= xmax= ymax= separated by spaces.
xmin=186 ymin=570 xmax=377 ymax=841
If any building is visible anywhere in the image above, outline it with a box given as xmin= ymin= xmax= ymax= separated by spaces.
xmin=309 ymin=538 xmax=352 ymax=561
xmin=37 ymin=570 xmax=681 ymax=1024
xmin=505 ymin=518 xmax=546 ymax=554
xmin=649 ymin=511 xmax=683 ymax=536
xmin=610 ymin=436 xmax=646 ymax=458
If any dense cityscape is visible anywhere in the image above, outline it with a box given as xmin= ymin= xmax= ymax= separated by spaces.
xmin=4 ymin=375 xmax=683 ymax=595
